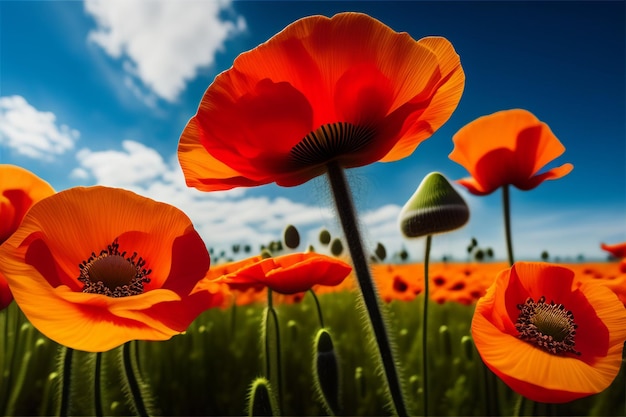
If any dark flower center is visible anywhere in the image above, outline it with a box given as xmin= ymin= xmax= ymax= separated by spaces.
xmin=78 ymin=239 xmax=151 ymax=297
xmin=290 ymin=122 xmax=376 ymax=166
xmin=516 ymin=296 xmax=580 ymax=356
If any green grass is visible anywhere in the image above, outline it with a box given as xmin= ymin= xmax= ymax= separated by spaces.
xmin=1 ymin=290 xmax=624 ymax=416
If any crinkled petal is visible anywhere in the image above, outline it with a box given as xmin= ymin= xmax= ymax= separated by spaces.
xmin=472 ymin=262 xmax=626 ymax=403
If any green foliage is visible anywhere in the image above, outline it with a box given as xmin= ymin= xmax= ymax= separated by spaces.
xmin=1 ymin=293 xmax=624 ymax=416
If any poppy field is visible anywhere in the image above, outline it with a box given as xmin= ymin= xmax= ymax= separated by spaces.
xmin=1 ymin=9 xmax=626 ymax=417
xmin=1 ymin=260 xmax=625 ymax=416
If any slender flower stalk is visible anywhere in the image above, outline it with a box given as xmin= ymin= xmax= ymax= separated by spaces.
xmin=326 ymin=161 xmax=408 ymax=417
xmin=94 ymin=352 xmax=103 ymax=417
xmin=422 ymin=235 xmax=432 ymax=416
xmin=308 ymin=289 xmax=325 ymax=329
xmin=58 ymin=346 xmax=73 ymax=417
xmin=120 ymin=341 xmax=152 ymax=417
xmin=502 ymin=184 xmax=515 ymax=266
xmin=398 ymin=171 xmax=470 ymax=415
xmin=264 ymin=289 xmax=283 ymax=412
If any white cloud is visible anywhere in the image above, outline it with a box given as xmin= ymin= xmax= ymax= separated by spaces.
xmin=84 ymin=0 xmax=246 ymax=102
xmin=71 ymin=142 xmax=334 ymax=257
xmin=73 ymin=140 xmax=168 ymax=187
xmin=0 ymin=95 xmax=79 ymax=160
xmin=69 ymin=140 xmax=625 ymax=262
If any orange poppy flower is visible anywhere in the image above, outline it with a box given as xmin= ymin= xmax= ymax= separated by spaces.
xmin=213 ymin=253 xmax=352 ymax=295
xmin=178 ymin=12 xmax=464 ymax=191
xmin=449 ymin=109 xmax=573 ymax=195
xmin=601 ymin=242 xmax=626 ymax=259
xmin=0 ymin=186 xmax=223 ymax=352
xmin=1 ymin=164 xmax=55 ymax=309
xmin=601 ymin=242 xmax=626 ymax=273
xmin=472 ymin=262 xmax=626 ymax=403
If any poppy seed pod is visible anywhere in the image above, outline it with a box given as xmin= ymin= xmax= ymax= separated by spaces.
xmin=313 ymin=328 xmax=341 ymax=415
xmin=246 ymin=377 xmax=279 ymax=416
xmin=399 ymin=172 xmax=469 ymax=238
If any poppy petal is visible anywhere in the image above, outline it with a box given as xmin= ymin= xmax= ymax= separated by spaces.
xmin=0 ymin=186 xmax=214 ymax=351
xmin=0 ymin=165 xmax=55 ymax=243
xmin=449 ymin=109 xmax=572 ymax=195
xmin=472 ymin=262 xmax=626 ymax=403
xmin=219 ymin=252 xmax=352 ymax=295
xmin=601 ymin=242 xmax=626 ymax=259
xmin=178 ymin=12 xmax=464 ymax=191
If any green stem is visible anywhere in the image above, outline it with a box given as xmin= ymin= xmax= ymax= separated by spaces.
xmin=502 ymin=184 xmax=515 ymax=266
xmin=265 ymin=289 xmax=283 ymax=412
xmin=59 ymin=346 xmax=73 ymax=417
xmin=513 ymin=394 xmax=526 ymax=416
xmin=308 ymin=289 xmax=325 ymax=328
xmin=325 ymin=161 xmax=408 ymax=417
xmin=94 ymin=352 xmax=103 ymax=417
xmin=121 ymin=342 xmax=150 ymax=417
xmin=423 ymin=235 xmax=432 ymax=416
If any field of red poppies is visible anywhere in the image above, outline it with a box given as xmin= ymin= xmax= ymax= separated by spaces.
xmin=1 ymin=259 xmax=625 ymax=416
xmin=1 ymin=9 xmax=625 ymax=417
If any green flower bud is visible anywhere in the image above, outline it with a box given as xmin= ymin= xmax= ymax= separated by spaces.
xmin=247 ymin=377 xmax=279 ymax=416
xmin=283 ymin=224 xmax=300 ymax=249
xmin=399 ymin=172 xmax=469 ymax=238
xmin=313 ymin=329 xmax=341 ymax=415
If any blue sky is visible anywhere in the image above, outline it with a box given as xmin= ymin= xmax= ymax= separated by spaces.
xmin=1 ymin=1 xmax=624 ymax=262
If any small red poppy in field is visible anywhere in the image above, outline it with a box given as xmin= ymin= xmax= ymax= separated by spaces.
xmin=601 ymin=242 xmax=626 ymax=273
xmin=449 ymin=109 xmax=573 ymax=195
xmin=0 ymin=186 xmax=222 ymax=352
xmin=472 ymin=262 xmax=626 ymax=403
xmin=178 ymin=12 xmax=464 ymax=191
xmin=1 ymin=164 xmax=55 ymax=309
xmin=601 ymin=242 xmax=626 ymax=258
xmin=213 ymin=252 xmax=352 ymax=295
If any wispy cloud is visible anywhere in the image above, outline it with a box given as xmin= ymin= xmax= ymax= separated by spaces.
xmin=0 ymin=95 xmax=79 ymax=160
xmin=69 ymin=139 xmax=625 ymax=261
xmin=84 ymin=0 xmax=246 ymax=103
xmin=70 ymin=141 xmax=336 ymax=255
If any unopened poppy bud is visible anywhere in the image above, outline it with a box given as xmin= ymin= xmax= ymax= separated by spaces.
xmin=319 ymin=229 xmax=331 ymax=245
xmin=260 ymin=249 xmax=273 ymax=259
xmin=439 ymin=325 xmax=453 ymax=359
xmin=374 ymin=242 xmax=387 ymax=261
xmin=287 ymin=320 xmax=298 ymax=341
xmin=330 ymin=238 xmax=344 ymax=256
xmin=283 ymin=225 xmax=300 ymax=249
xmin=247 ymin=377 xmax=279 ymax=416
xmin=355 ymin=366 xmax=366 ymax=400
xmin=461 ymin=335 xmax=474 ymax=362
xmin=313 ymin=329 xmax=341 ymax=415
xmin=399 ymin=172 xmax=469 ymax=238
xmin=409 ymin=374 xmax=421 ymax=395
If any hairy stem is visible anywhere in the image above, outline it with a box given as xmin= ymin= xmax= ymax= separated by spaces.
xmin=58 ymin=346 xmax=73 ymax=417
xmin=325 ymin=161 xmax=408 ymax=416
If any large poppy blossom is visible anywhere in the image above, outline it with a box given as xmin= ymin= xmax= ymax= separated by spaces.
xmin=0 ymin=164 xmax=55 ymax=309
xmin=178 ymin=12 xmax=464 ymax=191
xmin=472 ymin=262 xmax=626 ymax=403
xmin=0 ymin=186 xmax=223 ymax=352
xmin=212 ymin=253 xmax=352 ymax=295
xmin=449 ymin=109 xmax=573 ymax=195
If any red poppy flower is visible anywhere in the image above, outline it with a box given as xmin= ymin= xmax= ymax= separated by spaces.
xmin=1 ymin=164 xmax=55 ymax=309
xmin=178 ymin=12 xmax=464 ymax=191
xmin=449 ymin=109 xmax=573 ymax=195
xmin=0 ymin=186 xmax=223 ymax=352
xmin=472 ymin=262 xmax=626 ymax=403
xmin=213 ymin=253 xmax=352 ymax=295
xmin=601 ymin=242 xmax=626 ymax=259
xmin=601 ymin=242 xmax=626 ymax=273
